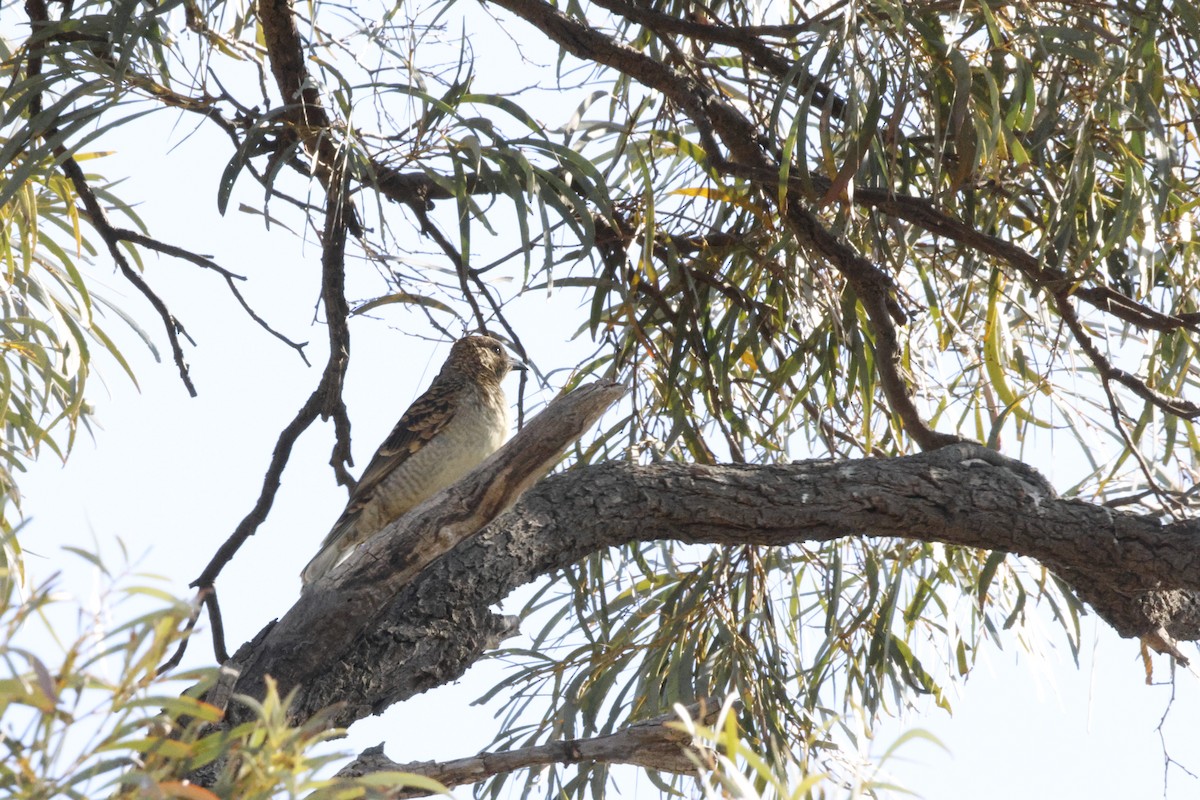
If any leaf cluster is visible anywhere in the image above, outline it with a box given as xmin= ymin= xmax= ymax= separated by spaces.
xmin=0 ymin=548 xmax=442 ymax=799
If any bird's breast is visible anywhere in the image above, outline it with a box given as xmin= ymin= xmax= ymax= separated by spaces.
xmin=374 ymin=388 xmax=509 ymax=520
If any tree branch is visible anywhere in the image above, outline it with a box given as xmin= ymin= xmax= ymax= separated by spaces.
xmin=587 ymin=0 xmax=846 ymax=116
xmin=838 ymin=181 xmax=1200 ymax=335
xmin=109 ymin=227 xmax=311 ymax=365
xmin=317 ymin=175 xmax=357 ymax=490
xmin=24 ymin=2 xmax=198 ymax=394
xmin=326 ymin=158 xmax=1200 ymax=345
xmin=209 ymin=440 xmax=1199 ymax=739
xmin=186 ymin=169 xmax=355 ymax=662
xmin=337 ymin=700 xmax=720 ymax=795
xmin=57 ymin=155 xmax=199 ymax=396
xmin=477 ymin=0 xmax=1198 ymax=443
xmin=1053 ymin=290 xmax=1200 ymax=419
xmin=484 ymin=0 xmax=959 ymax=451
xmin=256 ymin=0 xmax=362 ymax=235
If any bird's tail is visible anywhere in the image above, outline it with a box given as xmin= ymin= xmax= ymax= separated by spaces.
xmin=300 ymin=536 xmax=347 ymax=589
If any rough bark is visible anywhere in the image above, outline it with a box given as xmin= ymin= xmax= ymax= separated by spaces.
xmin=221 ymin=439 xmax=1200 ymax=733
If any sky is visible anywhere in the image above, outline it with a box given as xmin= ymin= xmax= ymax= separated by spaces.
xmin=7 ymin=6 xmax=1200 ymax=799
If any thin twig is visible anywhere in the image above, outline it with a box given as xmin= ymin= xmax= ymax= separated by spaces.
xmin=190 ymin=172 xmax=357 ymax=660
xmin=318 ymin=172 xmax=356 ymax=489
xmin=407 ymin=200 xmax=489 ymax=333
xmin=190 ymin=389 xmax=325 ymax=588
xmin=111 ymin=227 xmax=311 ymax=364
xmin=205 ymin=589 xmax=230 ymax=663
xmin=157 ymin=584 xmax=230 ymax=672
xmin=1054 ymin=291 xmax=1181 ymax=515
xmin=157 ymin=588 xmax=208 ymax=675
xmin=110 ymin=228 xmax=246 ymax=280
xmin=1155 ymin=677 xmax=1200 ymax=793
xmin=336 ymin=699 xmax=721 ymax=793
xmin=1055 ymin=292 xmax=1200 ymax=419
xmin=839 ymin=181 xmax=1200 ymax=335
xmin=59 ymin=156 xmax=199 ymax=395
xmin=25 ymin=0 xmax=197 ymax=395
xmin=402 ymin=199 xmax=531 ymax=425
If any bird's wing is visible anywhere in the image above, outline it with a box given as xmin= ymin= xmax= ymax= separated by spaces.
xmin=301 ymin=380 xmax=460 ymax=586
xmin=341 ymin=379 xmax=460 ymax=532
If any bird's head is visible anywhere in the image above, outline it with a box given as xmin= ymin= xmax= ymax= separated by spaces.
xmin=448 ymin=335 xmax=525 ymax=383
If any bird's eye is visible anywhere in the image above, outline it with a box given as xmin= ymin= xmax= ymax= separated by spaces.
xmin=491 ymin=344 xmax=502 ymax=355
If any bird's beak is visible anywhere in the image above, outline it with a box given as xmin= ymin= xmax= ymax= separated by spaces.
xmin=510 ymin=359 xmax=528 ymax=373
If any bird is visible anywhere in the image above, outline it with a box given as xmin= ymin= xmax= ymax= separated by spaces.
xmin=301 ymin=334 xmax=524 ymax=588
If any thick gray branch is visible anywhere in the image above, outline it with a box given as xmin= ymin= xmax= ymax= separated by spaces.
xmin=225 ymin=442 xmax=1200 ymax=731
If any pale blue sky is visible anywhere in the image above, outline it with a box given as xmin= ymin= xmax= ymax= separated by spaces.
xmin=8 ymin=7 xmax=1200 ymax=796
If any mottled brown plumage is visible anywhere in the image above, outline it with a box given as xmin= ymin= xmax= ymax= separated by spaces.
xmin=301 ymin=335 xmax=522 ymax=587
